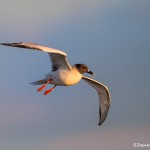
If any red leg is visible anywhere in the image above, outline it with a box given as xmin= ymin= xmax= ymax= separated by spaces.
xmin=37 ymin=79 xmax=52 ymax=92
xmin=43 ymin=85 xmax=57 ymax=95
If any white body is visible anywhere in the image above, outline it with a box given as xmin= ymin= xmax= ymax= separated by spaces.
xmin=46 ymin=67 xmax=82 ymax=86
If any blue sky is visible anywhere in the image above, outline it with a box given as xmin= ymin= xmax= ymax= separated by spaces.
xmin=0 ymin=0 xmax=150 ymax=150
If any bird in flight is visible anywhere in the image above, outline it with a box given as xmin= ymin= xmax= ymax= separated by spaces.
xmin=0 ymin=42 xmax=110 ymax=125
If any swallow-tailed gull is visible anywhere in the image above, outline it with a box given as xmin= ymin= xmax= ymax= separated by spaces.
xmin=0 ymin=42 xmax=110 ymax=125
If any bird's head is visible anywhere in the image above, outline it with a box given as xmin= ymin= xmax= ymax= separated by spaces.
xmin=74 ymin=64 xmax=95 ymax=76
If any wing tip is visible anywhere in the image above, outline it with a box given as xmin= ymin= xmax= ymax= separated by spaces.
xmin=0 ymin=42 xmax=67 ymax=56
xmin=0 ymin=42 xmax=10 ymax=46
xmin=98 ymin=104 xmax=110 ymax=126
xmin=0 ymin=42 xmax=23 ymax=47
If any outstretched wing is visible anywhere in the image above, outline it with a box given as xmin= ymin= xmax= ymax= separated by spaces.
xmin=0 ymin=42 xmax=72 ymax=70
xmin=82 ymin=76 xmax=111 ymax=126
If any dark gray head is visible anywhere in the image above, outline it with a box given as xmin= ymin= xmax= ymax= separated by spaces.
xmin=74 ymin=64 xmax=95 ymax=76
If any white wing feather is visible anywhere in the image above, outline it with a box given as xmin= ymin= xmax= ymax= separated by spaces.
xmin=0 ymin=42 xmax=72 ymax=70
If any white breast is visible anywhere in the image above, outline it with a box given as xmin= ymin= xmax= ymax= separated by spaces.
xmin=58 ymin=68 xmax=82 ymax=86
xmin=46 ymin=67 xmax=82 ymax=86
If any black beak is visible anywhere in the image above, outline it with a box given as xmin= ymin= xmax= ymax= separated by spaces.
xmin=87 ymin=70 xmax=95 ymax=76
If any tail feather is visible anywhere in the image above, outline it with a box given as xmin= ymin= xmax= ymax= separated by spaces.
xmin=30 ymin=79 xmax=47 ymax=85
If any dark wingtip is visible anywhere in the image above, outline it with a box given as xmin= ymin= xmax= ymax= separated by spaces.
xmin=0 ymin=42 xmax=23 ymax=46
xmin=98 ymin=119 xmax=105 ymax=126
xmin=98 ymin=122 xmax=101 ymax=126
xmin=0 ymin=43 xmax=6 ymax=45
xmin=0 ymin=43 xmax=13 ymax=46
xmin=98 ymin=104 xmax=110 ymax=126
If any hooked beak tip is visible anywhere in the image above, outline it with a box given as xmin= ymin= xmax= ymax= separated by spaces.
xmin=87 ymin=70 xmax=95 ymax=76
